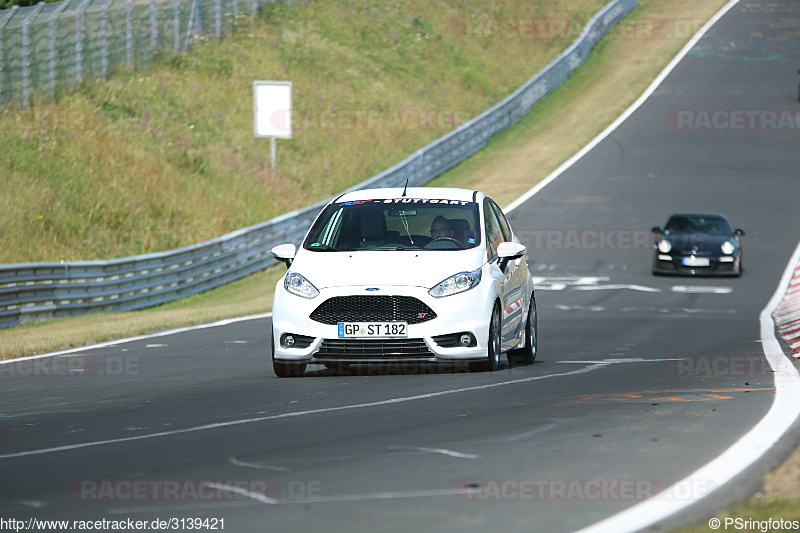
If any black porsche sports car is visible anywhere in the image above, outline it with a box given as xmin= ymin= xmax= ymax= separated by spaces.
xmin=651 ymin=213 xmax=745 ymax=276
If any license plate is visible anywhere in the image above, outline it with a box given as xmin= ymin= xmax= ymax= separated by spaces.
xmin=682 ymin=256 xmax=710 ymax=267
xmin=337 ymin=322 xmax=408 ymax=338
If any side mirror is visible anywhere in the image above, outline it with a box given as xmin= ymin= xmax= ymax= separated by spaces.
xmin=496 ymin=242 xmax=526 ymax=272
xmin=651 ymin=226 xmax=662 ymax=234
xmin=271 ymin=243 xmax=297 ymax=269
xmin=734 ymin=228 xmax=745 ymax=237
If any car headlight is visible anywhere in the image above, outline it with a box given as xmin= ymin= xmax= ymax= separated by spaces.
xmin=284 ymin=272 xmax=320 ymax=299
xmin=720 ymin=241 xmax=735 ymax=255
xmin=429 ymin=268 xmax=482 ymax=298
xmin=657 ymin=239 xmax=672 ymax=253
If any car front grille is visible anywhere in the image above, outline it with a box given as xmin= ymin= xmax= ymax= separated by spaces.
xmin=315 ymin=338 xmax=433 ymax=358
xmin=310 ymin=296 xmax=436 ymax=325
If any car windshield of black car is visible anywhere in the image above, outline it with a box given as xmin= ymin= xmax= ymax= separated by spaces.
xmin=663 ymin=216 xmax=732 ymax=236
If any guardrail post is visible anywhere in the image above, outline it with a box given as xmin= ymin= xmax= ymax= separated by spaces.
xmin=126 ymin=0 xmax=133 ymax=66
xmin=150 ymin=0 xmax=157 ymax=56
xmin=195 ymin=0 xmax=202 ymax=36
xmin=172 ymin=0 xmax=179 ymax=52
xmin=184 ymin=0 xmax=194 ymax=48
xmin=413 ymin=149 xmax=424 ymax=185
xmin=0 ymin=6 xmax=19 ymax=108
xmin=74 ymin=0 xmax=91 ymax=84
xmin=214 ymin=0 xmax=220 ymax=39
xmin=22 ymin=2 xmax=46 ymax=109
xmin=48 ymin=0 xmax=72 ymax=100
xmin=100 ymin=0 xmax=113 ymax=76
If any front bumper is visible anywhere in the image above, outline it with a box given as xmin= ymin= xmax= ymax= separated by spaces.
xmin=652 ymin=253 xmax=741 ymax=276
xmin=271 ymin=282 xmax=495 ymax=364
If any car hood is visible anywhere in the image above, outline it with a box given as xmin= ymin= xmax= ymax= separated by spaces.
xmin=290 ymin=248 xmax=486 ymax=289
xmin=663 ymin=233 xmax=734 ymax=252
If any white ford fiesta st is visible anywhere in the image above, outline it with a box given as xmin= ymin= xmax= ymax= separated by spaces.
xmin=269 ymin=187 xmax=537 ymax=377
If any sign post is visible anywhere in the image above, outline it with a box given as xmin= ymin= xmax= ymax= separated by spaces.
xmin=253 ymin=80 xmax=292 ymax=168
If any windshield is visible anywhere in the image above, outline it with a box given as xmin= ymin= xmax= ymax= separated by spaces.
xmin=663 ymin=215 xmax=732 ymax=236
xmin=303 ymin=198 xmax=481 ymax=251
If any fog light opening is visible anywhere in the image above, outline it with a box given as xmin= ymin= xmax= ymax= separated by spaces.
xmin=281 ymin=334 xmax=296 ymax=348
xmin=459 ymin=334 xmax=473 ymax=347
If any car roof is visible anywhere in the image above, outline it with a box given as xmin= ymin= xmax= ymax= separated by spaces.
xmin=667 ymin=212 xmax=730 ymax=220
xmin=335 ymin=187 xmax=480 ymax=203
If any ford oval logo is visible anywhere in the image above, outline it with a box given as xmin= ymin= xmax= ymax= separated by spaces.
xmin=365 ymin=287 xmax=380 ymax=291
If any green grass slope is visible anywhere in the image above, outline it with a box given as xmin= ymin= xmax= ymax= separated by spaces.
xmin=0 ymin=0 xmax=606 ymax=263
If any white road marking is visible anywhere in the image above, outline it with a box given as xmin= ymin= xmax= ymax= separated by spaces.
xmin=145 ymin=344 xmax=167 ymax=348
xmin=389 ymin=446 xmax=478 ymax=459
xmin=108 ymin=487 xmax=480 ymax=514
xmin=533 ymin=276 xmax=609 ymax=289
xmin=202 ymin=482 xmax=279 ymax=505
xmin=272 ymin=487 xmax=478 ymax=505
xmin=554 ymin=305 xmax=606 ymax=312
xmin=559 ymin=358 xmax=681 ymax=365
xmin=0 ymin=499 xmax=46 ymax=508
xmin=0 ymin=364 xmax=606 ymax=460
xmin=575 ymin=284 xmax=660 ymax=293
xmin=672 ymin=286 xmax=733 ymax=294
xmin=228 ymin=456 xmax=291 ymax=472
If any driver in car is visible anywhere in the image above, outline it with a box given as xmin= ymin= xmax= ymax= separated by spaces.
xmin=430 ymin=216 xmax=455 ymax=240
xmin=429 ymin=215 xmax=464 ymax=249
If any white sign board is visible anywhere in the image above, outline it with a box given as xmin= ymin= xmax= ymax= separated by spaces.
xmin=254 ymin=81 xmax=292 ymax=139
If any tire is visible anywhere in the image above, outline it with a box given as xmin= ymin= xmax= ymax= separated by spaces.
xmin=484 ymin=303 xmax=502 ymax=372
xmin=271 ymin=326 xmax=306 ymax=378
xmin=508 ymin=296 xmax=537 ymax=365
xmin=273 ymin=360 xmax=307 ymax=378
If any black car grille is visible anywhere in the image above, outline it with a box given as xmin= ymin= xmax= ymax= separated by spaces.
xmin=315 ymin=338 xmax=433 ymax=358
xmin=310 ymin=296 xmax=436 ymax=325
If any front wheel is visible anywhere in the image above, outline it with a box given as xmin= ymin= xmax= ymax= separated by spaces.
xmin=508 ymin=296 xmax=537 ymax=365
xmin=483 ymin=303 xmax=502 ymax=372
xmin=271 ymin=326 xmax=306 ymax=378
xmin=273 ymin=360 xmax=307 ymax=378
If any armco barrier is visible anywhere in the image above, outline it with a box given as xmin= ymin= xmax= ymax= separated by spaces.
xmin=0 ymin=0 xmax=641 ymax=328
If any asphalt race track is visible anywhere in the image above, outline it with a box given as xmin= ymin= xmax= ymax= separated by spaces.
xmin=2 ymin=1 xmax=800 ymax=532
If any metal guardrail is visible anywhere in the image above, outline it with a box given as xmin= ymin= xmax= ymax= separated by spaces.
xmin=0 ymin=0 xmax=641 ymax=328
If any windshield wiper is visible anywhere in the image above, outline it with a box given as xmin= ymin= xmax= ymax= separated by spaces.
xmin=372 ymin=246 xmax=424 ymax=251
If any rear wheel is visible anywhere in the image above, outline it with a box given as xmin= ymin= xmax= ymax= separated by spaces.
xmin=508 ymin=296 xmax=537 ymax=365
